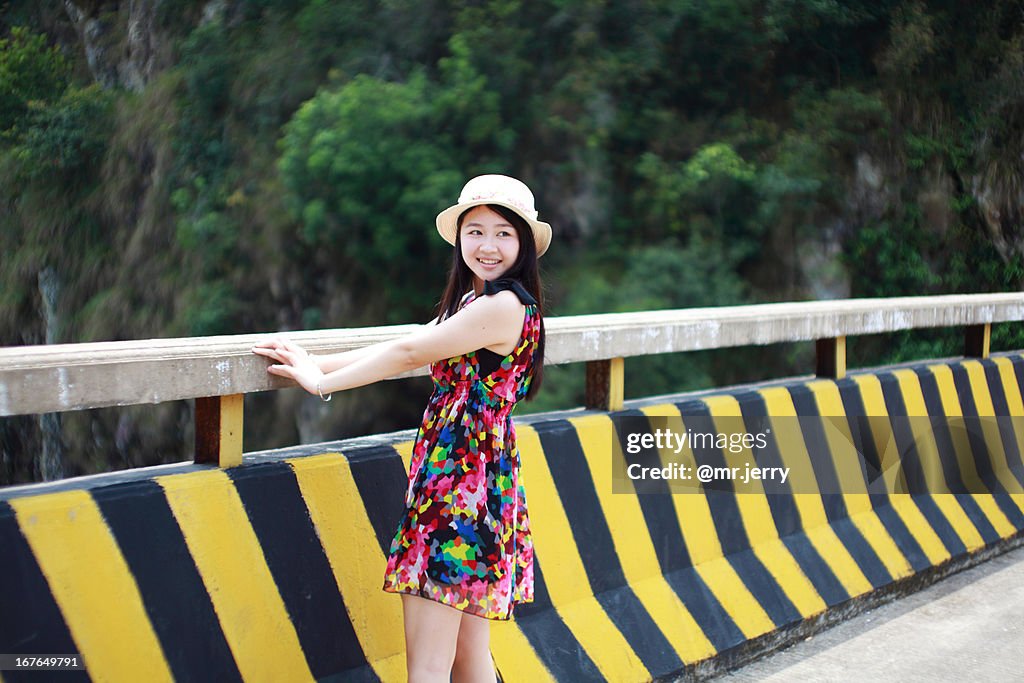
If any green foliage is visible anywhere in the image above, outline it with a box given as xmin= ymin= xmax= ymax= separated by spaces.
xmin=178 ymin=281 xmax=243 ymax=337
xmin=905 ymin=132 xmax=968 ymax=171
xmin=793 ymin=87 xmax=890 ymax=152
xmin=8 ymin=84 xmax=113 ymax=178
xmin=0 ymin=26 xmax=68 ymax=133
xmin=278 ymin=72 xmax=465 ymax=320
xmin=180 ymin=23 xmax=231 ymax=113
xmin=632 ymin=143 xmax=761 ymax=252
xmin=845 ymin=209 xmax=941 ymax=298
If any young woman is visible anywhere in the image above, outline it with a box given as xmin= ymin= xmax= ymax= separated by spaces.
xmin=252 ymin=174 xmax=549 ymax=683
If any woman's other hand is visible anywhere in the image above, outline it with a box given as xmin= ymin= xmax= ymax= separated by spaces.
xmin=252 ymin=339 xmax=323 ymax=395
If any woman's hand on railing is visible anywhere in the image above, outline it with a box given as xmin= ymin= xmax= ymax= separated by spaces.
xmin=251 ymin=339 xmax=323 ymax=395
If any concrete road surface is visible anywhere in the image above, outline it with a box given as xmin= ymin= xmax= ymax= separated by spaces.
xmin=714 ymin=541 xmax=1024 ymax=683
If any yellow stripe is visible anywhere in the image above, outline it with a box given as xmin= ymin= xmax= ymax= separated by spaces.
xmin=10 ymin=491 xmax=173 ymax=682
xmin=517 ymin=424 xmax=650 ymax=681
xmin=394 ymin=439 xmax=415 ymax=472
xmin=851 ymin=375 xmax=950 ymax=565
xmin=575 ymin=412 xmax=716 ymax=663
xmin=926 ymin=363 xmax=1018 ymax=537
xmin=806 ymin=380 xmax=914 ymax=580
xmin=158 ymin=470 xmax=314 ymax=682
xmin=963 ymin=359 xmax=1024 ymax=518
xmin=288 ymin=452 xmax=407 ymax=682
xmin=844 ymin=376 xmax=908 ymax=495
xmin=990 ymin=356 xmax=1024 ymax=533
xmin=702 ymin=396 xmax=827 ymax=618
xmin=992 ymin=356 xmax=1024 ymax=471
xmin=756 ymin=388 xmax=873 ymax=598
xmin=962 ymin=489 xmax=1017 ymax=538
xmin=890 ymin=370 xmax=947 ymax=491
xmin=963 ymin=360 xmax=1024 ymax=497
xmin=491 ymin=621 xmax=556 ymax=682
xmin=929 ymin=365 xmax=989 ymax=491
xmin=645 ymin=405 xmax=777 ymax=639
xmin=805 ymin=381 xmax=873 ymax=511
xmin=892 ymin=369 xmax=985 ymax=552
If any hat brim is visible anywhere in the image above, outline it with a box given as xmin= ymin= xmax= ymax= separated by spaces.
xmin=436 ymin=200 xmax=552 ymax=256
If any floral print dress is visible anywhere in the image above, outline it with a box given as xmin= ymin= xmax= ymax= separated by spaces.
xmin=382 ymin=278 xmax=538 ymax=620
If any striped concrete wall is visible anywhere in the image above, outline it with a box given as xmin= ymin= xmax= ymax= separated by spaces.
xmin=2 ymin=354 xmax=1024 ymax=682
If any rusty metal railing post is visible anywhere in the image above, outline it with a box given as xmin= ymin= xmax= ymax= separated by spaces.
xmin=194 ymin=394 xmax=244 ymax=467
xmin=816 ymin=336 xmax=846 ymax=379
xmin=965 ymin=323 xmax=991 ymax=358
xmin=585 ymin=357 xmax=624 ymax=411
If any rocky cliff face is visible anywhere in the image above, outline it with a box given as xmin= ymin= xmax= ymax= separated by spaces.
xmin=63 ymin=0 xmax=168 ymax=91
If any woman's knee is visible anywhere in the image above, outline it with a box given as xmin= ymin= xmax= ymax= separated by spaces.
xmin=402 ymin=595 xmax=461 ymax=678
xmin=452 ymin=614 xmax=493 ymax=674
xmin=456 ymin=613 xmax=491 ymax=649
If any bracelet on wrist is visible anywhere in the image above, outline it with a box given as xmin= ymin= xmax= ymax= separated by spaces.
xmin=317 ymin=377 xmax=332 ymax=402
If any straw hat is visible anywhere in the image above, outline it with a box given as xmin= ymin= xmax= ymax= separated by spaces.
xmin=436 ymin=175 xmax=552 ymax=256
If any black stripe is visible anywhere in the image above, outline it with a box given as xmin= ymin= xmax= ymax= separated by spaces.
xmin=872 ymin=504 xmax=930 ymax=571
xmin=779 ymin=534 xmax=850 ymax=605
xmin=877 ymin=374 xmax=967 ymax=557
xmin=662 ymin=567 xmax=745 ymax=652
xmin=826 ymin=516 xmax=893 ymax=588
xmin=835 ymin=380 xmax=885 ymax=497
xmin=837 ymin=379 xmax=931 ymax=572
xmin=672 ymin=402 xmax=750 ymax=556
xmin=950 ymin=492 xmax=1003 ymax=543
xmin=914 ymin=366 xmax=1001 ymax=545
xmin=0 ymin=501 xmax=90 ymax=683
xmin=611 ymin=411 xmax=692 ymax=570
xmin=734 ymin=392 xmax=801 ymax=531
xmin=534 ymin=420 xmax=683 ymax=676
xmin=511 ymin=549 xmax=553 ymax=619
xmin=533 ymin=420 xmax=627 ymax=595
xmin=787 ymin=385 xmax=850 ymax=522
xmin=612 ymin=409 xmax=743 ymax=652
xmin=913 ymin=367 xmax=976 ymax=492
xmin=724 ymin=547 xmax=805 ymax=628
xmin=511 ymin=557 xmax=605 ymax=681
xmin=950 ymin=363 xmax=1024 ymax=528
xmin=1004 ymin=353 xmax=1024 ymax=408
xmin=346 ymin=445 xmax=415 ymax=556
xmin=792 ymin=379 xmax=898 ymax=589
xmin=594 ymin=588 xmax=685 ymax=677
xmin=676 ymin=401 xmax=804 ymax=629
xmin=901 ymin=383 xmax=975 ymax=556
xmin=981 ymin=359 xmax=1024 ymax=490
xmin=787 ymin=383 xmax=893 ymax=587
xmin=875 ymin=374 xmax=923 ymax=494
xmin=229 ymin=463 xmax=375 ymax=682
xmin=950 ymin=363 xmax=1006 ymax=492
xmin=90 ymin=481 xmax=242 ymax=683
xmin=736 ymin=392 xmax=849 ymax=606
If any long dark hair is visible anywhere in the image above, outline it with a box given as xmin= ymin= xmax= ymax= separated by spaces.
xmin=436 ymin=204 xmax=545 ymax=398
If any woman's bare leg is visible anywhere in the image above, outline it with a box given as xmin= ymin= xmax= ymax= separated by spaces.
xmin=401 ymin=594 xmax=463 ymax=682
xmin=451 ymin=611 xmax=496 ymax=683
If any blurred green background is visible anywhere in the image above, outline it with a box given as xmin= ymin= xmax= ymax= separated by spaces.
xmin=2 ymin=0 xmax=1023 ymax=483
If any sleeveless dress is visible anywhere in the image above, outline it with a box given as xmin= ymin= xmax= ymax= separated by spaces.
xmin=382 ymin=278 xmax=538 ymax=620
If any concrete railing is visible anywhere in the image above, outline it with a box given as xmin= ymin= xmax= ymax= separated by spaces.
xmin=1 ymin=293 xmax=1021 ymax=467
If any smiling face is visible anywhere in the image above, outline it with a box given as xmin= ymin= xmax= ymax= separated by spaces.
xmin=459 ymin=205 xmax=521 ymax=292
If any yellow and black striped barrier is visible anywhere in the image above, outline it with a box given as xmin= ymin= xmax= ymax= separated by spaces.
xmin=2 ymin=354 xmax=1024 ymax=682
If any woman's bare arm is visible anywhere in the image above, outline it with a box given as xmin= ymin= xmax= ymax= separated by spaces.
xmin=252 ymin=296 xmax=523 ymax=396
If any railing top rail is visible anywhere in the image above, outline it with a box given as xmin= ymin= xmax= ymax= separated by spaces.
xmin=1 ymin=293 xmax=1021 ymax=416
